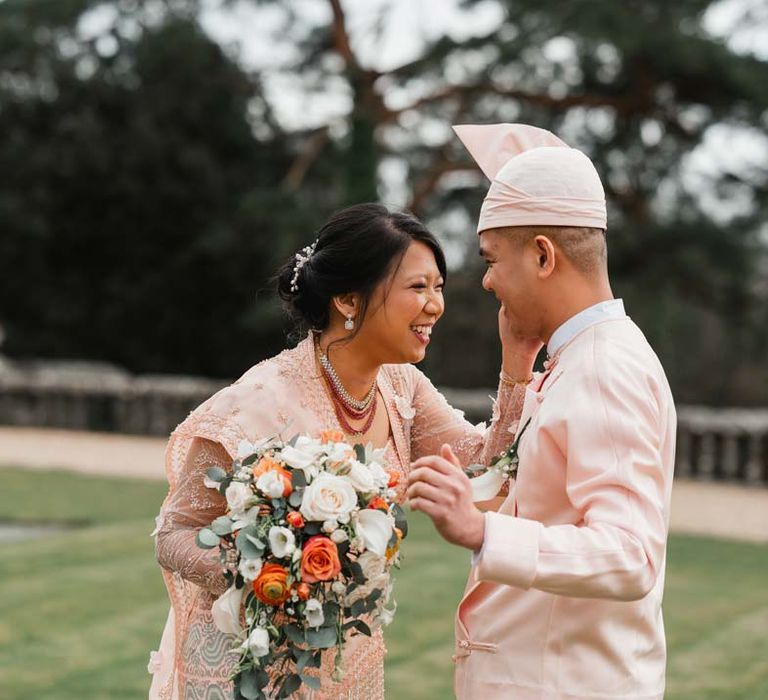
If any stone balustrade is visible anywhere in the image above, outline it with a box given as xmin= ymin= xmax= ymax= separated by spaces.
xmin=1 ymin=357 xmax=766 ymax=485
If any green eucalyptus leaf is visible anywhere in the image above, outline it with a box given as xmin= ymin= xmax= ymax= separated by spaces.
xmin=306 ymin=626 xmax=338 ymax=649
xmin=206 ymin=466 xmax=227 ymax=482
xmin=196 ymin=528 xmax=220 ymax=549
xmin=211 ymin=516 xmax=233 ymax=536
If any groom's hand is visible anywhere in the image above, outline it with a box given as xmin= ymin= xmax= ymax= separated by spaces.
xmin=406 ymin=444 xmax=485 ymax=552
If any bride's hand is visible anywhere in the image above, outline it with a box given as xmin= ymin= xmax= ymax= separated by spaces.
xmin=498 ymin=305 xmax=543 ymax=380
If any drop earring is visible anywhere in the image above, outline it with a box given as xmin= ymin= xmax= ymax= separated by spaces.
xmin=344 ymin=314 xmax=354 ymax=331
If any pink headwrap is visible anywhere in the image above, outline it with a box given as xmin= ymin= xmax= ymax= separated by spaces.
xmin=453 ymin=123 xmax=607 ymax=233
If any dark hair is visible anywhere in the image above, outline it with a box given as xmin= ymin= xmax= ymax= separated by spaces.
xmin=276 ymin=203 xmax=447 ymax=337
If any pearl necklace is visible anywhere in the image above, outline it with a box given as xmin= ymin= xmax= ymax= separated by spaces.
xmin=317 ymin=346 xmax=377 ymax=413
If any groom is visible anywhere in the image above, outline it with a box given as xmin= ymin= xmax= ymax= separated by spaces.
xmin=407 ymin=124 xmax=676 ymax=699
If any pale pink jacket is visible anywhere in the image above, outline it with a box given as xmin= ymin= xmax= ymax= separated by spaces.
xmin=455 ymin=317 xmax=676 ymax=700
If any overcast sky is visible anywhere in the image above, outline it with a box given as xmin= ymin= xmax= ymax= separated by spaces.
xmin=73 ymin=0 xmax=768 ymax=236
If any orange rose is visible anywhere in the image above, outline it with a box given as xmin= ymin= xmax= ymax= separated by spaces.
xmin=319 ymin=429 xmax=345 ymax=444
xmin=286 ymin=511 xmax=305 ymax=529
xmin=301 ymin=536 xmax=341 ymax=583
xmin=367 ymin=496 xmax=389 ymax=512
xmin=252 ymin=456 xmax=283 ymax=477
xmin=295 ymin=582 xmax=311 ymax=601
xmin=387 ymin=470 xmax=400 ymax=488
xmin=252 ymin=563 xmax=291 ymax=606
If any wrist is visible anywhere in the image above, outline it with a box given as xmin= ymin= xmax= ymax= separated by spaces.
xmin=466 ymin=509 xmax=486 ymax=552
xmin=501 ymin=353 xmax=536 ymax=380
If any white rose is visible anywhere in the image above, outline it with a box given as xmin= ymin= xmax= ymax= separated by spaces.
xmin=246 ymin=627 xmax=270 ymax=657
xmin=225 ymin=482 xmax=252 ymax=514
xmin=211 ymin=584 xmax=244 ymax=635
xmin=325 ymin=442 xmax=354 ymax=472
xmin=300 ymin=473 xmax=358 ymax=522
xmin=280 ymin=437 xmax=324 ymax=478
xmin=238 ymin=556 xmax=263 ymax=581
xmin=268 ymin=526 xmax=296 ymax=558
xmin=355 ymin=509 xmax=393 ymax=557
xmin=256 ymin=470 xmax=286 ymax=499
xmin=346 ymin=460 xmax=375 ymax=493
xmin=304 ymin=598 xmax=325 ymax=628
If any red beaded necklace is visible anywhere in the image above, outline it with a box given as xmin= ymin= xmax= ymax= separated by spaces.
xmin=315 ymin=339 xmax=378 ymax=436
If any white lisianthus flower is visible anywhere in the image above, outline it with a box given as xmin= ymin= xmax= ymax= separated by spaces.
xmin=245 ymin=627 xmax=270 ymax=657
xmin=268 ymin=526 xmax=296 ymax=558
xmin=280 ymin=436 xmax=324 ymax=479
xmin=322 ymin=519 xmax=337 ymax=533
xmin=300 ymin=473 xmax=358 ymax=522
xmin=256 ymin=470 xmax=286 ymax=499
xmin=377 ymin=601 xmax=397 ymax=628
xmin=337 ymin=512 xmax=350 ymax=524
xmin=211 ymin=584 xmax=244 ymax=635
xmin=304 ymin=598 xmax=325 ymax=628
xmin=237 ymin=438 xmax=272 ymax=459
xmin=363 ymin=441 xmax=388 ymax=465
xmin=231 ymin=506 xmax=261 ymax=532
xmin=346 ymin=460 xmax=375 ymax=493
xmin=331 ymin=581 xmax=346 ymax=596
xmin=367 ymin=461 xmax=389 ymax=490
xmin=238 ymin=556 xmax=263 ymax=581
xmin=330 ymin=529 xmax=348 ymax=544
xmin=355 ymin=509 xmax=393 ymax=557
xmin=225 ymin=481 xmax=252 ymax=514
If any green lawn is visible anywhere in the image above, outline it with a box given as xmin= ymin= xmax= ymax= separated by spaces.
xmin=1 ymin=467 xmax=766 ymax=699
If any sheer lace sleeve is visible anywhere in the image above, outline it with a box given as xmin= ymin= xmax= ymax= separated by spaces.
xmin=155 ymin=437 xmax=232 ymax=596
xmin=408 ymin=366 xmax=527 ymax=467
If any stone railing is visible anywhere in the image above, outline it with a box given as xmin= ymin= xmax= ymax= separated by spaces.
xmin=1 ymin=357 xmax=766 ymax=485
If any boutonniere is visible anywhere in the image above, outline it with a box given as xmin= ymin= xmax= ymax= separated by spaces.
xmin=465 ymin=417 xmax=532 ymax=501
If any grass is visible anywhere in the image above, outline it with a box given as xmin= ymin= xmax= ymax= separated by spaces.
xmin=0 ymin=467 xmax=767 ymax=699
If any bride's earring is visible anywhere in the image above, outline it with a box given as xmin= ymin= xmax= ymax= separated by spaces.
xmin=344 ymin=314 xmax=355 ymax=331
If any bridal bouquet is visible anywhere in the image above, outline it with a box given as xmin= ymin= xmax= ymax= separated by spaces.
xmin=197 ymin=429 xmax=407 ymax=700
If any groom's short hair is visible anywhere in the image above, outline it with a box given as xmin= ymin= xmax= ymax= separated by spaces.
xmin=499 ymin=225 xmax=607 ymax=276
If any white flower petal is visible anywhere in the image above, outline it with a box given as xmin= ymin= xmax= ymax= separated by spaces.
xmin=211 ymin=585 xmax=244 ymax=635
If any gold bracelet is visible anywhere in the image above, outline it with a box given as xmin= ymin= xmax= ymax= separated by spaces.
xmin=500 ymin=371 xmax=533 ymax=387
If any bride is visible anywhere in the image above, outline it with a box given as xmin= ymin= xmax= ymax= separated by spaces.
xmin=149 ymin=202 xmax=534 ymax=699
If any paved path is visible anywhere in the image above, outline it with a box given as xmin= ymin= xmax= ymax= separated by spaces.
xmin=1 ymin=426 xmax=766 ymax=543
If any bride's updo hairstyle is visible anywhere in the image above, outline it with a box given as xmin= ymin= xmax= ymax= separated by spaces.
xmin=276 ymin=203 xmax=446 ymax=338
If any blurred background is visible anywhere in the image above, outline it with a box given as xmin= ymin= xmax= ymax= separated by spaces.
xmin=0 ymin=0 xmax=766 ymax=698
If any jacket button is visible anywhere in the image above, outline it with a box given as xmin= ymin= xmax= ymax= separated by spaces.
xmin=459 ymin=640 xmax=470 ymax=648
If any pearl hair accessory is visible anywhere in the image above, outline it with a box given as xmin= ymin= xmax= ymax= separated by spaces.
xmin=289 ymin=239 xmax=318 ymax=293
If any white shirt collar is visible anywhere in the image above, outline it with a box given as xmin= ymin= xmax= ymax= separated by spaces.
xmin=547 ymin=299 xmax=626 ymax=358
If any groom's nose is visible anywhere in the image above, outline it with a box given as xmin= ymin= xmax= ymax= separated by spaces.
xmin=482 ymin=269 xmax=493 ymax=293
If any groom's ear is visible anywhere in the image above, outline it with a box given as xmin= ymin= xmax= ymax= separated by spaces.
xmin=533 ymin=235 xmax=557 ymax=279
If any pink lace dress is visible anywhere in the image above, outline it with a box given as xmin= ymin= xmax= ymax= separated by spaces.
xmin=149 ymin=334 xmax=524 ymax=699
